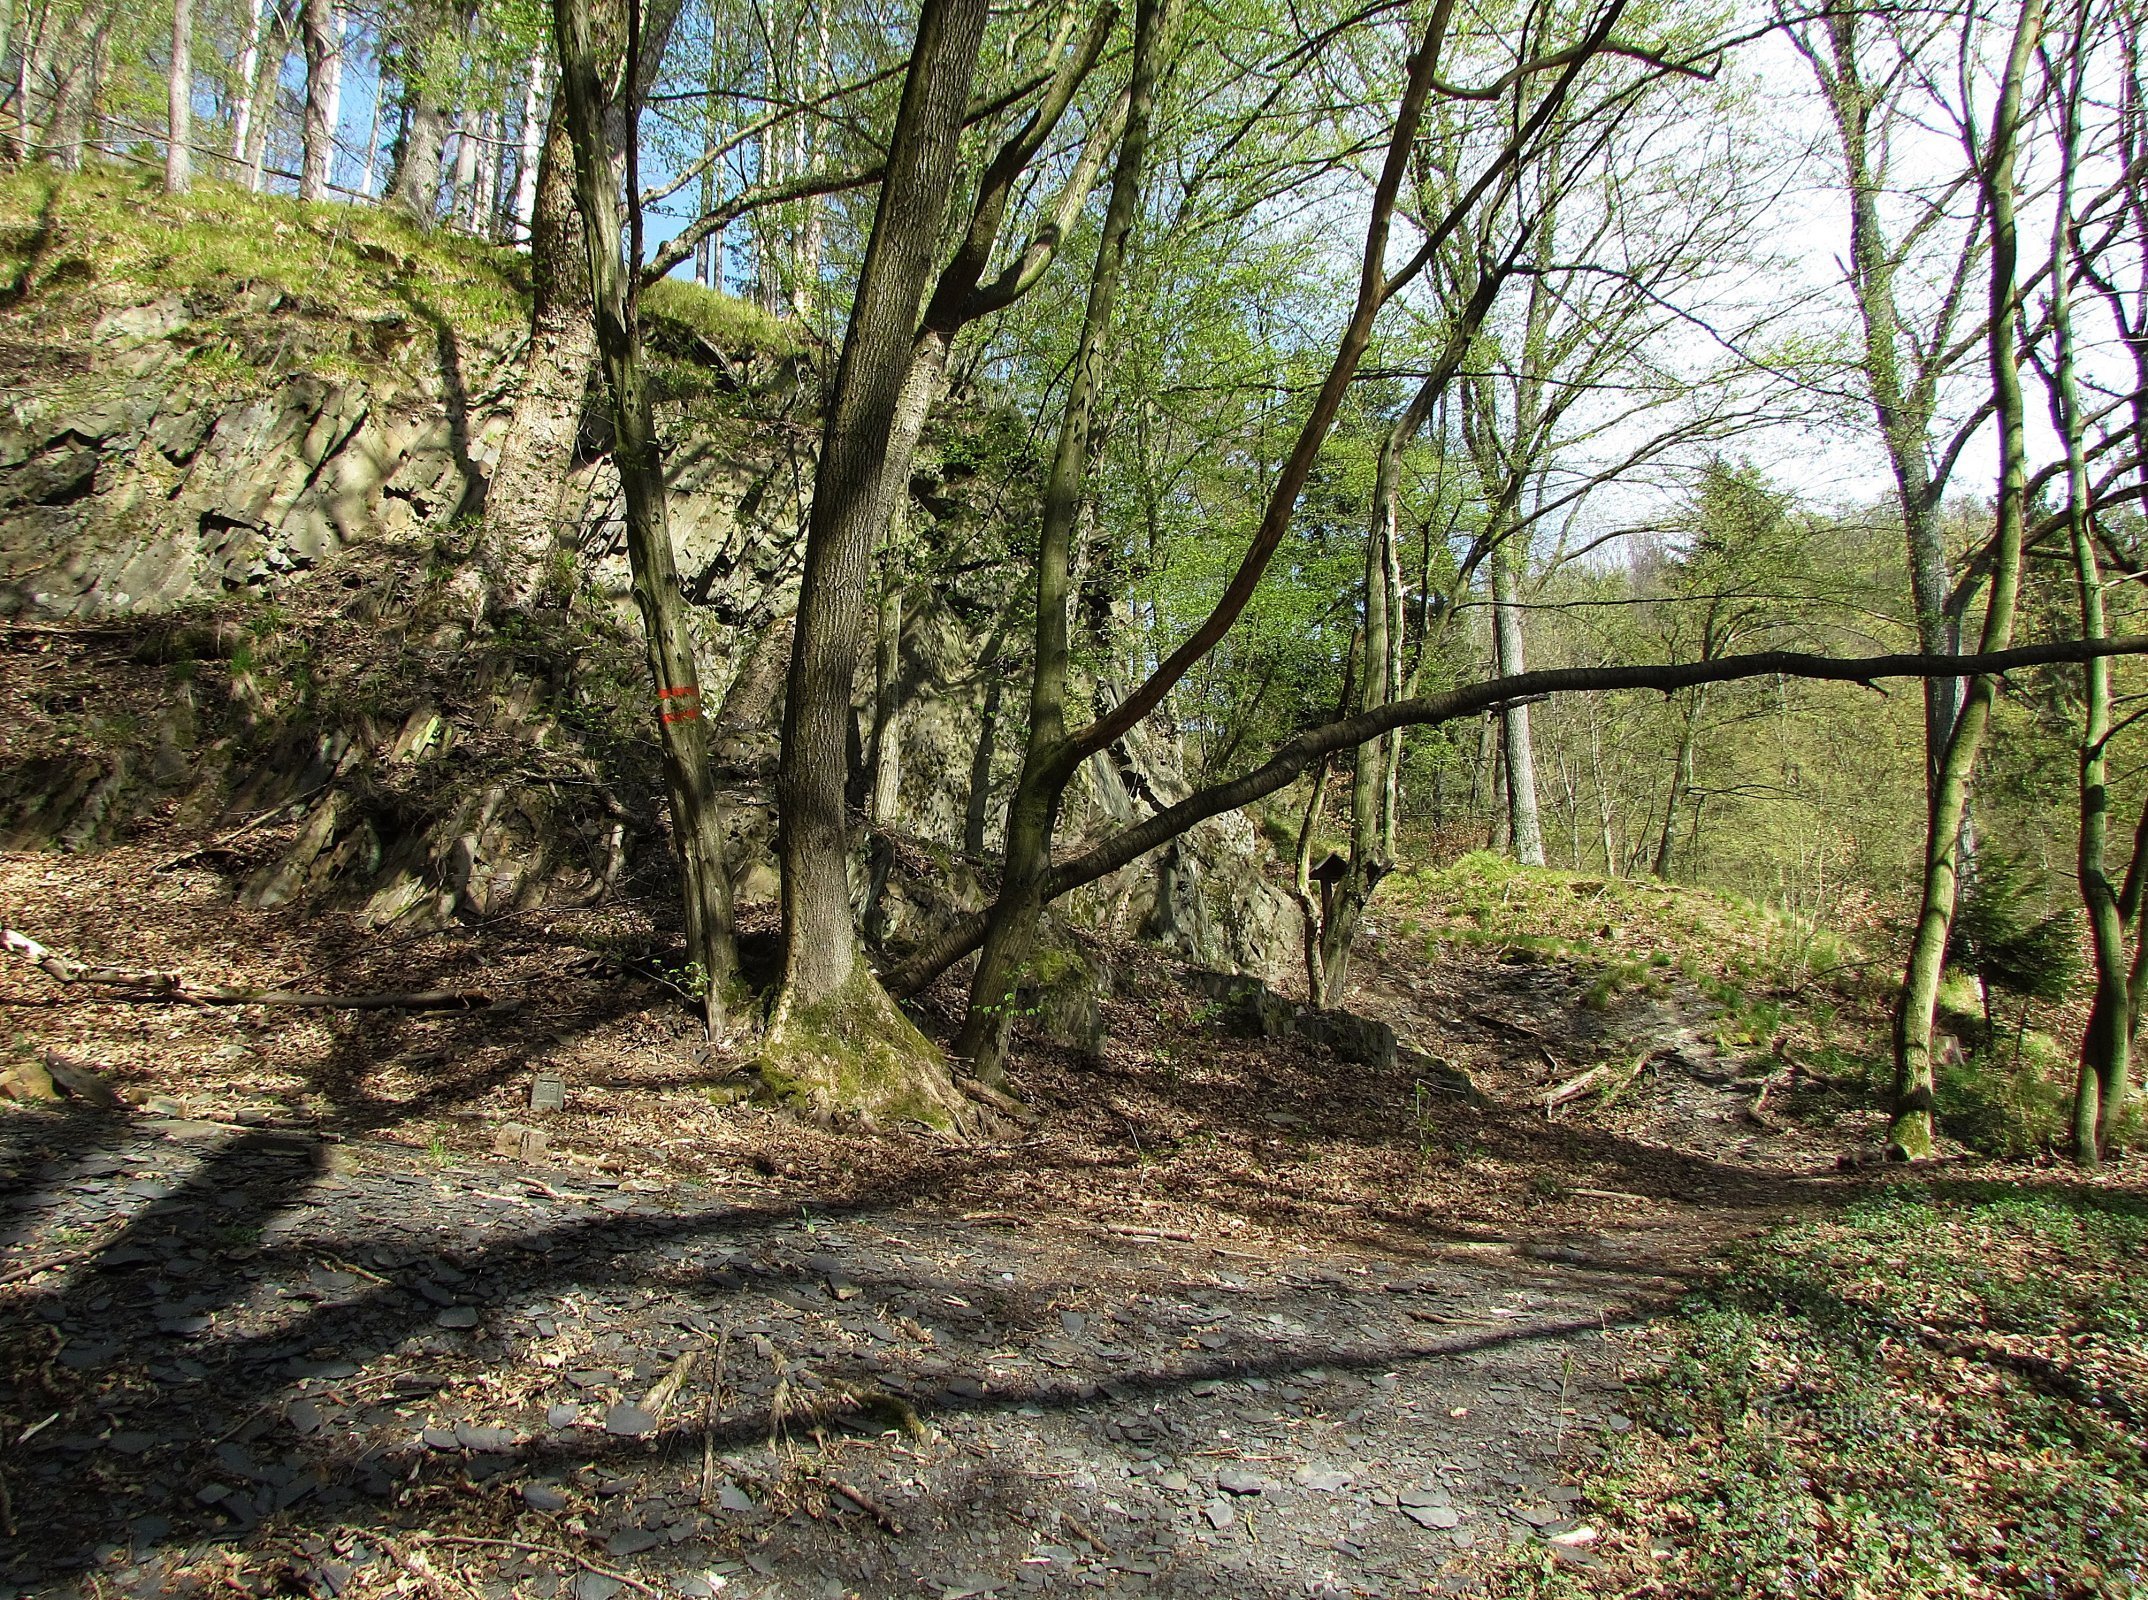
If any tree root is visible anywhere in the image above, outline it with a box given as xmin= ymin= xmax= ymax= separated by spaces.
xmin=753 ymin=965 xmax=983 ymax=1136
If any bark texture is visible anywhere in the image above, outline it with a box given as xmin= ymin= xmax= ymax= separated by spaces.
xmin=761 ymin=0 xmax=990 ymax=1126
xmin=300 ymin=0 xmax=337 ymax=199
xmin=165 ymin=0 xmax=192 ymax=193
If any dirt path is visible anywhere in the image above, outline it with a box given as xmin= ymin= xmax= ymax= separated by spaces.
xmin=0 ymin=1105 xmax=1698 ymax=1600
xmin=2 ymin=855 xmax=1858 ymax=1600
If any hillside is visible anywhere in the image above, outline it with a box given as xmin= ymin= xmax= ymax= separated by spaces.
xmin=2 ymin=176 xmax=2145 ymax=1600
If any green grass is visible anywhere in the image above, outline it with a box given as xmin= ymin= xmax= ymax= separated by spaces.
xmin=1 ymin=163 xmax=528 ymax=335
xmin=640 ymin=273 xmax=802 ymax=360
xmin=1487 ymin=1185 xmax=2148 ymax=1597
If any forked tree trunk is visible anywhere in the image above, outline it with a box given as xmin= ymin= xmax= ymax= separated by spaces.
xmin=550 ymin=0 xmax=736 ymax=1036
xmin=1889 ymin=0 xmax=2043 ymax=1160
xmin=954 ymin=0 xmax=1176 ymax=1085
xmin=1811 ymin=8 xmax=1967 ymax=800
xmin=760 ymin=0 xmax=990 ymax=1129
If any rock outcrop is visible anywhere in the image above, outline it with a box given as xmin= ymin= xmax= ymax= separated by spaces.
xmin=0 ymin=185 xmax=1300 ymax=996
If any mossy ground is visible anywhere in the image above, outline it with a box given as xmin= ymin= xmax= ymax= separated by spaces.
xmin=1 ymin=164 xmax=529 ymax=337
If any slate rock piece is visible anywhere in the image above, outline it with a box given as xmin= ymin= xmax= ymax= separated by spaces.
xmin=546 ymin=1403 xmax=580 ymax=1429
xmin=572 ymin=1574 xmax=622 ymax=1600
xmin=1403 ymin=1504 xmax=1460 ymax=1530
xmin=715 ymin=1485 xmax=755 ymax=1513
xmin=603 ymin=1403 xmax=658 ymax=1437
xmin=454 ymin=1421 xmax=515 ymax=1453
xmin=1216 ymin=1468 xmax=1269 ymax=1495
xmin=605 ymin=1530 xmax=662 ymax=1558
xmin=435 ymin=1306 xmax=480 ymax=1329
xmin=523 ymin=1483 xmax=571 ymax=1512
xmin=1293 ymin=1467 xmax=1352 ymax=1492
xmin=1202 ymin=1498 xmax=1236 ymax=1530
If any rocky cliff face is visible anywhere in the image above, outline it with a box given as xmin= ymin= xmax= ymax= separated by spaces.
xmin=0 ymin=174 xmax=1300 ymax=985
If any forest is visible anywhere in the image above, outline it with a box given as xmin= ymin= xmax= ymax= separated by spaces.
xmin=2 ymin=0 xmax=2147 ymax=1592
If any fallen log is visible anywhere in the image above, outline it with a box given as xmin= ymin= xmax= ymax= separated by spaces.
xmin=4 ymin=928 xmax=493 ymax=1011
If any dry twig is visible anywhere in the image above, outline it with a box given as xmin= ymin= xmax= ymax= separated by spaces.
xmin=409 ymin=1536 xmax=661 ymax=1600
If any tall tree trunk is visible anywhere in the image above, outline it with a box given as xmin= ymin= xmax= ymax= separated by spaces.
xmin=2048 ymin=29 xmax=2131 ymax=1162
xmin=492 ymin=0 xmax=680 ymax=571
xmin=390 ymin=79 xmax=450 ymax=220
xmin=1653 ymin=687 xmax=1705 ymax=878
xmin=954 ymin=0 xmax=1176 ymax=1084
xmin=358 ymin=62 xmax=384 ymax=194
xmin=451 ymin=111 xmax=479 ymax=223
xmin=550 ymin=0 xmax=736 ymax=1035
xmin=791 ymin=0 xmax=831 ymax=319
xmin=512 ymin=47 xmax=546 ymax=242
xmin=6 ymin=0 xmax=33 ymax=162
xmin=1315 ymin=407 xmax=1418 ymax=1005
xmin=1588 ymin=697 xmax=1618 ymax=873
xmin=299 ymin=0 xmax=336 ymax=199
xmin=231 ymin=0 xmax=266 ymax=170
xmin=1889 ymin=0 xmax=2043 ymax=1160
xmin=867 ymin=542 xmax=906 ymax=826
xmin=166 ymin=0 xmax=193 ymax=193
xmin=963 ymin=629 xmax=1008 ymax=857
xmin=38 ymin=0 xmax=112 ymax=169
xmin=242 ymin=3 xmax=291 ymax=191
xmin=1816 ymin=9 xmax=1964 ymax=797
xmin=1491 ymin=527 xmax=1544 ymax=866
xmin=478 ymin=107 xmax=503 ymax=236
xmin=760 ymin=0 xmax=990 ymax=1127
xmin=84 ymin=12 xmax=109 ymax=155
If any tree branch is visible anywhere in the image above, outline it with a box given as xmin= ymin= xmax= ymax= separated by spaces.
xmin=882 ymin=636 xmax=2148 ymax=995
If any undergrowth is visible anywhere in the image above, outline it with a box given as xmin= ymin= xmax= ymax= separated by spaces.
xmin=1486 ymin=1185 xmax=2148 ymax=1598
